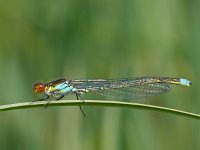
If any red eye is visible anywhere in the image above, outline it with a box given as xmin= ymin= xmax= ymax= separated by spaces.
xmin=33 ymin=83 xmax=45 ymax=93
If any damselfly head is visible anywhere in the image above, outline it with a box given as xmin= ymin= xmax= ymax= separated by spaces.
xmin=33 ymin=82 xmax=45 ymax=93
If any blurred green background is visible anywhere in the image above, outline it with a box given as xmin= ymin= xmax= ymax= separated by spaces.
xmin=0 ymin=0 xmax=199 ymax=150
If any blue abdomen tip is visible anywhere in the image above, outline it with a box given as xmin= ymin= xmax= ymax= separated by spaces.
xmin=180 ymin=78 xmax=192 ymax=86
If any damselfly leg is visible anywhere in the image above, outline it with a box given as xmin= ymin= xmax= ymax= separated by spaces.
xmin=75 ymin=92 xmax=86 ymax=117
xmin=44 ymin=94 xmax=65 ymax=108
xmin=30 ymin=94 xmax=50 ymax=106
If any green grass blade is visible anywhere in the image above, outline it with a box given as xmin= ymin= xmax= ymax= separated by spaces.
xmin=0 ymin=100 xmax=199 ymax=120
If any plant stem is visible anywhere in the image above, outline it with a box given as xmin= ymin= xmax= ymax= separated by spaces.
xmin=0 ymin=100 xmax=199 ymax=120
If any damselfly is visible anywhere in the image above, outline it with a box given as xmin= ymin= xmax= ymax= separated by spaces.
xmin=33 ymin=77 xmax=191 ymax=116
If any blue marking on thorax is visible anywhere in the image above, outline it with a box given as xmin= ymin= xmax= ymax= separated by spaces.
xmin=55 ymin=82 xmax=67 ymax=90
xmin=55 ymin=81 xmax=77 ymax=94
xmin=180 ymin=78 xmax=191 ymax=86
xmin=59 ymin=87 xmax=73 ymax=93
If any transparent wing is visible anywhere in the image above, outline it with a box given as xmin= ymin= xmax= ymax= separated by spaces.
xmin=70 ymin=78 xmax=172 ymax=100
xmin=70 ymin=77 xmax=190 ymax=100
xmin=71 ymin=77 xmax=160 ymax=91
xmin=95 ymin=82 xmax=171 ymax=100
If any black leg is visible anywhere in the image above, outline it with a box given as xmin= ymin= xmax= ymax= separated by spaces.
xmin=32 ymin=94 xmax=49 ymax=102
xmin=55 ymin=94 xmax=64 ymax=100
xmin=44 ymin=94 xmax=64 ymax=109
xmin=75 ymin=92 xmax=86 ymax=117
xmin=44 ymin=99 xmax=52 ymax=109
xmin=30 ymin=94 xmax=50 ymax=105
